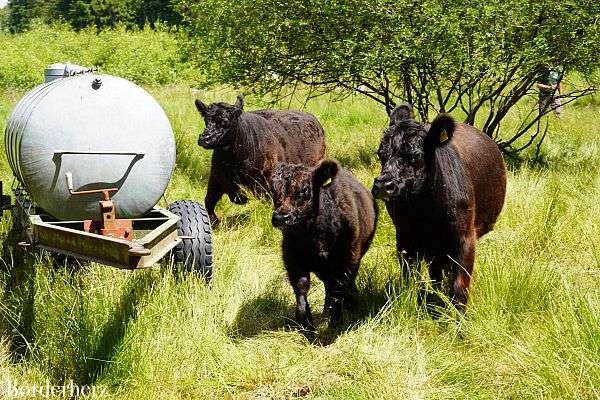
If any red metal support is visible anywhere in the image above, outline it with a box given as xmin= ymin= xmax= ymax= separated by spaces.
xmin=66 ymin=175 xmax=134 ymax=240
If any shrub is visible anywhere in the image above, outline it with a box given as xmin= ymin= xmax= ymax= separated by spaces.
xmin=0 ymin=21 xmax=202 ymax=89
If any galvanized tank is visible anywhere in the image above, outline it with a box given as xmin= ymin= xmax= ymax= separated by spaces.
xmin=4 ymin=66 xmax=176 ymax=220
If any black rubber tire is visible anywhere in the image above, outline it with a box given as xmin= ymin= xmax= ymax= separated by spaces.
xmin=168 ymin=200 xmax=213 ymax=279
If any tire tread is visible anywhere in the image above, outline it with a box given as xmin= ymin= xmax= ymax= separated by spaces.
xmin=167 ymin=200 xmax=213 ymax=278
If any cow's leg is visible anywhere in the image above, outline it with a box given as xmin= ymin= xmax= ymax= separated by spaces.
xmin=397 ymin=235 xmax=419 ymax=283
xmin=325 ymin=276 xmax=344 ymax=326
xmin=288 ymin=271 xmax=314 ymax=331
xmin=401 ymin=244 xmax=432 ymax=312
xmin=449 ymin=233 xmax=476 ymax=316
xmin=283 ymin=240 xmax=314 ymax=331
xmin=205 ymin=172 xmax=224 ymax=226
xmin=428 ymin=258 xmax=444 ymax=288
xmin=227 ymin=182 xmax=248 ymax=205
xmin=326 ymin=262 xmax=359 ymax=326
xmin=230 ymin=191 xmax=248 ymax=205
xmin=422 ymin=256 xmax=445 ymax=314
xmin=323 ymin=280 xmax=334 ymax=313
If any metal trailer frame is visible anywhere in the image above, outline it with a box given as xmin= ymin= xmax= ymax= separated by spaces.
xmin=3 ymin=185 xmax=182 ymax=269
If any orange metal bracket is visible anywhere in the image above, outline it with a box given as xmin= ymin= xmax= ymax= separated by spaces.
xmin=66 ymin=173 xmax=133 ymax=240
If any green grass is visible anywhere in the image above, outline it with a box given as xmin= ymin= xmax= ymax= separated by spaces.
xmin=0 ymin=85 xmax=599 ymax=399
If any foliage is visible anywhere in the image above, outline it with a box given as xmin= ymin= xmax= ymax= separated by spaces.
xmin=6 ymin=0 xmax=181 ymax=32
xmin=6 ymin=0 xmax=35 ymax=33
xmin=0 ymin=22 xmax=202 ymax=88
xmin=133 ymin=0 xmax=181 ymax=27
xmin=53 ymin=0 xmax=137 ymax=30
xmin=0 ymin=6 xmax=8 ymax=32
xmin=0 ymin=86 xmax=600 ymax=398
xmin=180 ymin=0 xmax=600 ymax=153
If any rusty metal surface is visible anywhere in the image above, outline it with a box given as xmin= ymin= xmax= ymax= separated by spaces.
xmin=67 ymin=180 xmax=134 ymax=241
xmin=13 ymin=188 xmax=181 ymax=269
xmin=84 ymin=218 xmax=134 ymax=241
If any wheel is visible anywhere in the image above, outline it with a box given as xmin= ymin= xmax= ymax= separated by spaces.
xmin=168 ymin=200 xmax=213 ymax=279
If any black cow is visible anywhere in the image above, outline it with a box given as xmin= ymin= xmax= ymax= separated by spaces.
xmin=372 ymin=105 xmax=506 ymax=314
xmin=195 ymin=95 xmax=326 ymax=224
xmin=271 ymin=160 xmax=378 ymax=330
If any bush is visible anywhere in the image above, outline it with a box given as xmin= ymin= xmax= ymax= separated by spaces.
xmin=0 ymin=21 xmax=202 ymax=89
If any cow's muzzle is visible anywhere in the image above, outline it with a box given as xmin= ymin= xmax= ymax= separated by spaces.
xmin=372 ymin=176 xmax=397 ymax=201
xmin=271 ymin=212 xmax=292 ymax=228
xmin=198 ymin=134 xmax=214 ymax=148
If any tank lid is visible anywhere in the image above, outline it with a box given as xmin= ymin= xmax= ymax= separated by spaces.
xmin=44 ymin=62 xmax=94 ymax=83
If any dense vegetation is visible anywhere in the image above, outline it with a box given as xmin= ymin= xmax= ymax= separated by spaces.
xmin=4 ymin=0 xmax=180 ymax=32
xmin=4 ymin=0 xmax=599 ymax=154
xmin=184 ymin=0 xmax=600 ymax=153
xmin=0 ymin=84 xmax=599 ymax=399
xmin=0 ymin=22 xmax=200 ymax=88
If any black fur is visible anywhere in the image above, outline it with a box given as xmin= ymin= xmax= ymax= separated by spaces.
xmin=271 ymin=160 xmax=378 ymax=330
xmin=195 ymin=95 xmax=326 ymax=224
xmin=372 ymin=107 xmax=506 ymax=314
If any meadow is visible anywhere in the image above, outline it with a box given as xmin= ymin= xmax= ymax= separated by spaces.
xmin=0 ymin=80 xmax=599 ymax=398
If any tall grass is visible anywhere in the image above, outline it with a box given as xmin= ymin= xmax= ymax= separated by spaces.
xmin=0 ymin=85 xmax=598 ymax=399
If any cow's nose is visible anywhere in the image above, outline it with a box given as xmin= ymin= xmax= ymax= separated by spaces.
xmin=373 ymin=176 xmax=386 ymax=190
xmin=372 ymin=176 xmax=394 ymax=199
xmin=374 ymin=176 xmax=394 ymax=188
xmin=271 ymin=212 xmax=290 ymax=227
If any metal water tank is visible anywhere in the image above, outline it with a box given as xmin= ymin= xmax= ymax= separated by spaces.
xmin=4 ymin=64 xmax=176 ymax=220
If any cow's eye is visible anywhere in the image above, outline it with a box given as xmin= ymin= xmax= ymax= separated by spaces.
xmin=300 ymin=185 xmax=310 ymax=197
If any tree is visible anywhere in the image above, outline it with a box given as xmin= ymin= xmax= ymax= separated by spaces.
xmin=5 ymin=0 xmax=181 ymax=31
xmin=53 ymin=0 xmax=135 ymax=29
xmin=180 ymin=0 xmax=600 ymax=154
xmin=134 ymin=0 xmax=181 ymax=27
xmin=6 ymin=0 xmax=36 ymax=32
xmin=54 ymin=0 xmax=181 ymax=29
xmin=0 ymin=6 xmax=9 ymax=32
xmin=6 ymin=0 xmax=62 ymax=31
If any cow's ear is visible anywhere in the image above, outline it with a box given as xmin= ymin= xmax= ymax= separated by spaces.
xmin=389 ymin=104 xmax=413 ymax=126
xmin=195 ymin=99 xmax=207 ymax=116
xmin=314 ymin=160 xmax=339 ymax=188
xmin=426 ymin=113 xmax=455 ymax=149
xmin=234 ymin=94 xmax=244 ymax=110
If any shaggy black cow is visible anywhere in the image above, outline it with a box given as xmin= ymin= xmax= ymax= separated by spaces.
xmin=195 ymin=95 xmax=326 ymax=224
xmin=372 ymin=104 xmax=506 ymax=314
xmin=271 ymin=160 xmax=378 ymax=330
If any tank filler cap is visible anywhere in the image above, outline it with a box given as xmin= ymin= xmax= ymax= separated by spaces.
xmin=44 ymin=62 xmax=94 ymax=83
xmin=92 ymin=78 xmax=102 ymax=90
